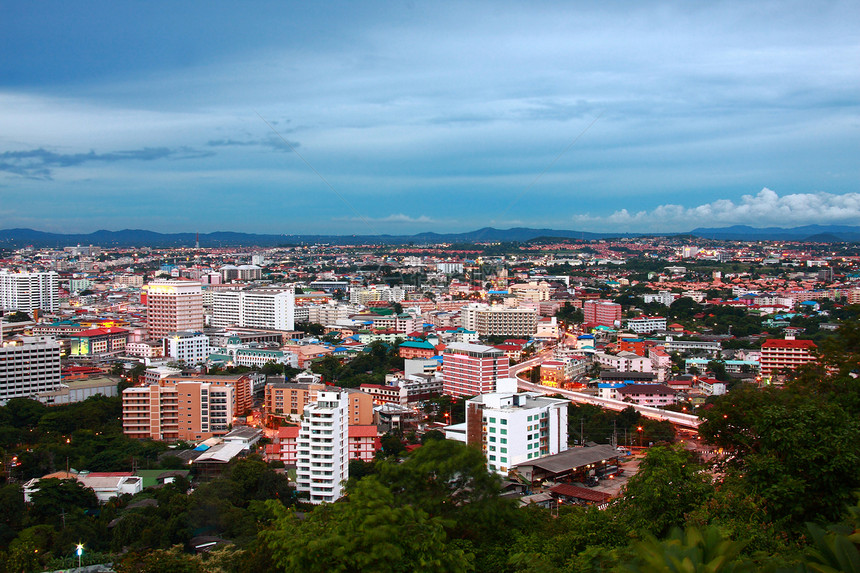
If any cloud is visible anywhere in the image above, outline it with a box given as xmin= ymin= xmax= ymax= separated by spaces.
xmin=0 ymin=146 xmax=210 ymax=179
xmin=335 ymin=213 xmax=439 ymax=225
xmin=572 ymin=188 xmax=860 ymax=231
xmin=206 ymin=134 xmax=300 ymax=152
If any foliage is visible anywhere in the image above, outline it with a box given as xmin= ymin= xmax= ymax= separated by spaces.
xmin=623 ymin=525 xmax=754 ymax=572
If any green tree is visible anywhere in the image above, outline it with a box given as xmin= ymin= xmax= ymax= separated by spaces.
xmin=615 ymin=445 xmax=714 ymax=537
xmin=623 ymin=526 xmax=754 ymax=573
xmin=262 ymin=478 xmax=474 ymax=572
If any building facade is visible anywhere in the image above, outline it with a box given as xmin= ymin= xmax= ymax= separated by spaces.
xmin=0 ymin=336 xmax=62 ymax=405
xmin=146 ymin=280 xmax=204 ymax=340
xmin=212 ymin=288 xmax=295 ymax=331
xmin=760 ymin=336 xmax=817 ymax=376
xmin=296 ymin=391 xmax=349 ymax=504
xmin=0 ymin=271 xmax=59 ymax=313
xmin=442 ymin=342 xmax=510 ymax=398
xmin=461 ymin=304 xmax=538 ymax=337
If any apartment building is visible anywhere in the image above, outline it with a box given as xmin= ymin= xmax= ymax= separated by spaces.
xmin=296 ymin=391 xmax=349 ymax=504
xmin=212 ymin=288 xmax=295 ymax=331
xmin=163 ymin=331 xmax=210 ymax=365
xmin=461 ymin=304 xmax=537 ymax=337
xmin=625 ymin=316 xmax=668 ymax=334
xmin=0 ymin=336 xmax=62 ymax=405
xmin=0 ymin=271 xmax=59 ymax=313
xmin=69 ymin=327 xmax=129 ymax=356
xmin=264 ymin=382 xmax=373 ymax=425
xmin=146 ymin=280 xmax=204 ymax=340
xmin=442 ymin=342 xmax=510 ymax=398
xmin=582 ymin=300 xmax=621 ymax=327
xmin=122 ymin=379 xmax=235 ymax=441
xmin=454 ymin=380 xmax=568 ymax=475
xmin=760 ymin=336 xmax=817 ymax=376
xmin=267 ymin=424 xmax=379 ymax=465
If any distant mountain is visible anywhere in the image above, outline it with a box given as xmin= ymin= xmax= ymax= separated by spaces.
xmin=0 ymin=224 xmax=858 ymax=248
xmin=689 ymin=225 xmax=860 ymax=242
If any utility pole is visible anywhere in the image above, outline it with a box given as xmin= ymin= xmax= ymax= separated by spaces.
xmin=580 ymin=417 xmax=585 ymax=446
xmin=612 ymin=420 xmax=617 ymax=448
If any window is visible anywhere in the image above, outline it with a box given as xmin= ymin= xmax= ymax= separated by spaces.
xmin=501 ymin=429 xmax=507 ymax=435
xmin=500 ymin=419 xmax=507 ymax=425
xmin=489 ymin=455 xmax=496 ymax=461
xmin=501 ymin=438 xmax=507 ymax=444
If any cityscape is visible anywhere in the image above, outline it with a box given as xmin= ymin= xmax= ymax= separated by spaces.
xmin=0 ymin=234 xmax=859 ymax=570
xmin=2 ymin=1 xmax=859 ymax=572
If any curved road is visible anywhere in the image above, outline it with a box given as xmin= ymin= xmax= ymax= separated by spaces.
xmin=510 ymin=356 xmax=701 ymax=429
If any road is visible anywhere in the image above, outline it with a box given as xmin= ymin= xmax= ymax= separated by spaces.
xmin=510 ymin=352 xmax=702 ymax=429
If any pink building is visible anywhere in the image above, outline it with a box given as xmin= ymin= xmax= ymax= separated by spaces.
xmin=442 ymin=342 xmax=509 ymax=398
xmin=582 ymin=300 xmax=621 ymax=327
xmin=145 ymin=280 xmax=203 ymax=340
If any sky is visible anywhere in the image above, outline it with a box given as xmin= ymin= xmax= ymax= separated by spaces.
xmin=1 ymin=1 xmax=858 ymax=235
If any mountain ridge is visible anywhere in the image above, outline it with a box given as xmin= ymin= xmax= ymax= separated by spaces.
xmin=0 ymin=225 xmax=858 ymax=248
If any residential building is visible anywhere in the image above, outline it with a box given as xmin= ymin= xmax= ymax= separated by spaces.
xmin=163 ymin=331 xmax=210 ymax=365
xmin=0 ymin=336 xmax=62 ymax=405
xmin=582 ymin=300 xmax=621 ymax=327
xmin=614 ymin=383 xmax=677 ymax=407
xmin=594 ymin=351 xmax=652 ymax=373
xmin=212 ymin=288 xmax=295 ymax=331
xmin=625 ymin=316 xmax=668 ymax=334
xmin=454 ymin=379 xmax=568 ymax=475
xmin=760 ymin=335 xmax=817 ymax=377
xmin=509 ymin=281 xmax=551 ymax=302
xmin=146 ymin=280 xmax=204 ymax=340
xmin=264 ymin=382 xmax=373 ymax=425
xmin=443 ymin=342 xmax=510 ymax=398
xmin=122 ymin=374 xmax=252 ymax=441
xmin=296 ymin=391 xmax=349 ymax=504
xmin=360 ymin=373 xmax=443 ymax=406
xmin=0 ymin=271 xmax=59 ymax=313
xmin=461 ymin=303 xmax=538 ymax=337
xmin=267 ymin=424 xmax=379 ymax=465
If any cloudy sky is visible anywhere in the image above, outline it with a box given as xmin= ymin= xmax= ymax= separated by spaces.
xmin=1 ymin=1 xmax=857 ymax=235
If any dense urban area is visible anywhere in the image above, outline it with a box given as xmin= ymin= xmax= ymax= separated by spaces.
xmin=1 ymin=234 xmax=859 ymax=572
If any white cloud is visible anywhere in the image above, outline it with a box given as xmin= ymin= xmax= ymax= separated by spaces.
xmin=335 ymin=213 xmax=439 ymax=225
xmin=572 ymin=188 xmax=860 ymax=231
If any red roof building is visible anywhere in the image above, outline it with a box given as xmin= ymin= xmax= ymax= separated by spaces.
xmin=760 ymin=337 xmax=817 ymax=376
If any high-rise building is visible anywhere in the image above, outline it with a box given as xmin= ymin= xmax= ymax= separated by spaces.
xmin=296 ymin=391 xmax=349 ymax=504
xmin=456 ymin=379 xmax=568 ymax=475
xmin=122 ymin=374 xmax=252 ymax=441
xmin=442 ymin=342 xmax=509 ymax=398
xmin=582 ymin=300 xmax=621 ymax=327
xmin=145 ymin=280 xmax=203 ymax=340
xmin=461 ymin=304 xmax=537 ymax=337
xmin=0 ymin=271 xmax=59 ymax=313
xmin=212 ymin=288 xmax=295 ymax=331
xmin=0 ymin=336 xmax=62 ymax=405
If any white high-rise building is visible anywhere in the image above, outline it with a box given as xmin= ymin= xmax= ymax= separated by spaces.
xmin=0 ymin=271 xmax=59 ymax=313
xmin=212 ymin=288 xmax=295 ymax=331
xmin=146 ymin=280 xmax=204 ymax=340
xmin=163 ymin=331 xmax=210 ymax=365
xmin=0 ymin=336 xmax=62 ymax=405
xmin=461 ymin=303 xmax=538 ymax=337
xmin=455 ymin=379 xmax=568 ymax=475
xmin=296 ymin=391 xmax=349 ymax=504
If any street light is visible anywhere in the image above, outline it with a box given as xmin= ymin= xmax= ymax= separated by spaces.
xmin=637 ymin=426 xmax=643 ymax=448
xmin=76 ymin=543 xmax=83 ymax=568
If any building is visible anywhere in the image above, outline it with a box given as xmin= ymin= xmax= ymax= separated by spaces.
xmin=69 ymin=327 xmax=129 ymax=356
xmin=123 ymin=380 xmax=235 ymax=441
xmin=24 ymin=471 xmax=142 ymax=504
xmin=760 ymin=336 xmax=817 ymax=377
xmin=146 ymin=280 xmax=204 ymax=340
xmin=442 ymin=342 xmax=510 ymax=398
xmin=614 ymin=383 xmax=677 ymax=407
xmin=594 ymin=351 xmax=652 ymax=373
xmin=360 ymin=373 xmax=443 ymax=406
xmin=296 ymin=391 xmax=349 ymax=504
xmin=122 ymin=374 xmax=252 ymax=441
xmin=582 ymin=300 xmax=621 ymax=328
xmin=0 ymin=271 xmax=59 ymax=313
xmin=509 ymin=281 xmax=551 ymax=302
xmin=0 ymin=336 xmax=62 ymax=405
xmin=35 ymin=377 xmax=118 ymax=405
xmin=163 ymin=331 xmax=210 ymax=365
xmin=448 ymin=379 xmax=568 ymax=475
xmin=212 ymin=288 xmax=295 ymax=331
xmin=625 ymin=316 xmax=668 ymax=334
xmin=461 ymin=304 xmax=538 ymax=337
xmin=267 ymin=424 xmax=379 ymax=465
xmin=264 ymin=382 xmax=373 ymax=425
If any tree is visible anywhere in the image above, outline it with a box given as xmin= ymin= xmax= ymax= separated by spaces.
xmin=262 ymin=478 xmax=474 ymax=573
xmin=614 ymin=445 xmax=714 ymax=537
xmin=2 ymin=311 xmax=31 ymax=323
xmin=623 ymin=526 xmax=754 ymax=573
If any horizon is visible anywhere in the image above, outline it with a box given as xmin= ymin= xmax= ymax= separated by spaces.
xmin=1 ymin=2 xmax=858 ymax=235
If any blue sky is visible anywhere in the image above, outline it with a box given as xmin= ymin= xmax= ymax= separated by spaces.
xmin=1 ymin=1 xmax=858 ymax=235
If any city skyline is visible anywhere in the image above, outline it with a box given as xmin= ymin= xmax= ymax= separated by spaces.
xmin=1 ymin=2 xmax=858 ymax=235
